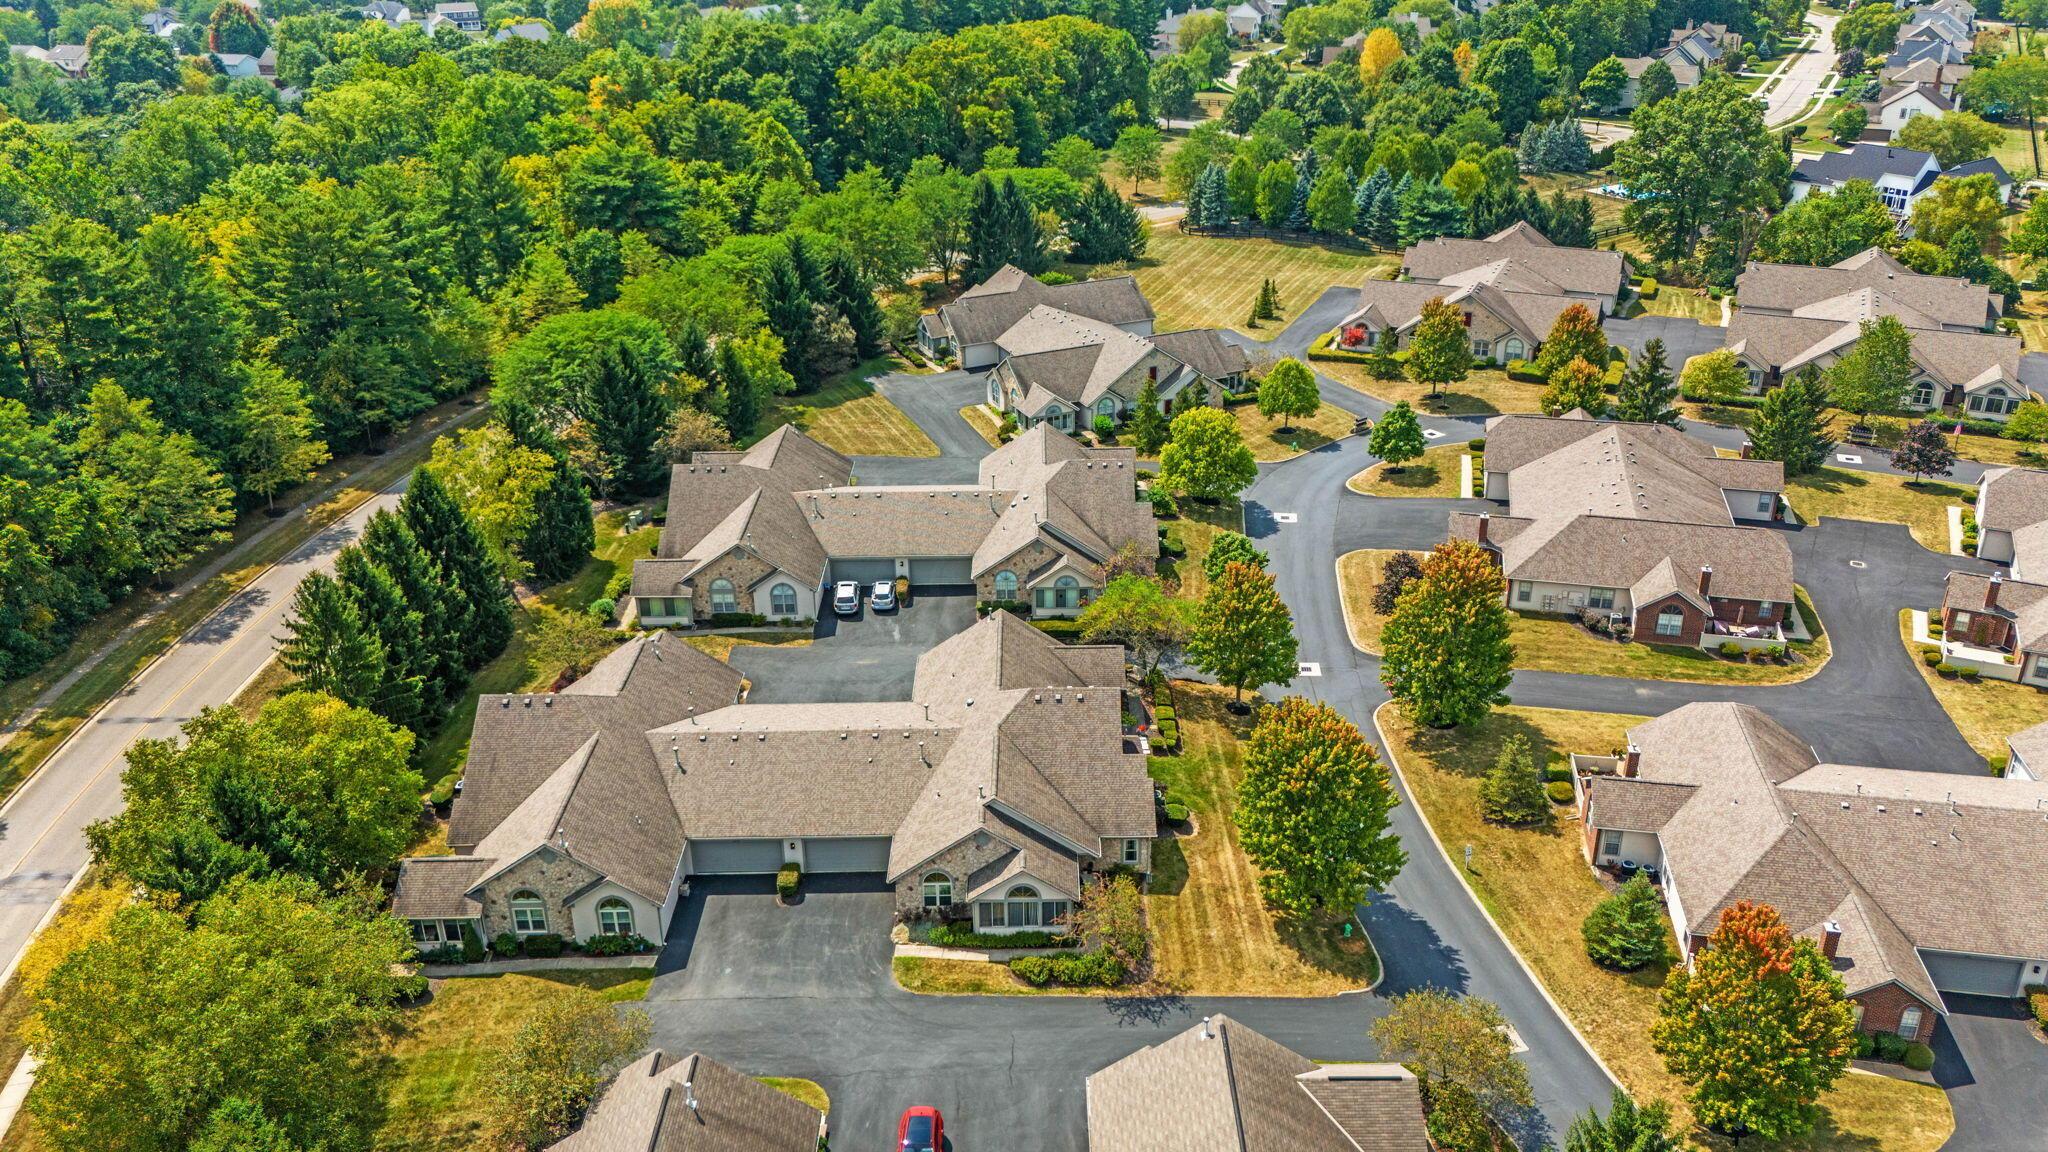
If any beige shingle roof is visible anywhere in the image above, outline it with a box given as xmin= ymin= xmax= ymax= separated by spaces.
xmin=1402 ymin=224 xmax=1627 ymax=299
xmin=1735 ymin=250 xmax=1997 ymax=330
xmin=1975 ymin=466 xmax=2048 ymax=533
xmin=937 ymin=267 xmax=1155 ymax=347
xmin=1085 ymin=1015 xmax=1426 ymax=1152
xmin=1585 ymin=776 xmax=1699 ymax=832
xmin=548 ymin=1050 xmax=821 ymax=1152
xmin=391 ymin=857 xmax=490 ymax=919
xmin=1942 ymin=571 xmax=2048 ymax=654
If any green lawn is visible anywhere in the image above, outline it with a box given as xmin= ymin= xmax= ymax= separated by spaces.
xmin=1635 ymin=286 xmax=1724 ymax=324
xmin=1785 ymin=468 xmax=1974 ymax=552
xmin=1110 ymin=226 xmax=1396 ymax=333
xmin=1316 ymin=359 xmax=1549 ymax=416
xmin=377 ymin=969 xmax=656 ymax=1152
xmin=1232 ymin=400 xmax=1357 ymax=461
xmin=1898 ymin=610 xmax=2048 ymax=767
xmin=758 ymin=1078 xmax=830 ymax=1114
xmin=1379 ymin=705 xmax=1955 ymax=1151
xmin=754 ymin=357 xmax=938 ymax=457
xmin=1347 ymin=444 xmax=1467 ymax=498
xmin=1156 ymin=499 xmax=1244 ymax=604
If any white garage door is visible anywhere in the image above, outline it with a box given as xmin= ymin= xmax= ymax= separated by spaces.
xmin=690 ymin=838 xmax=785 ymax=874
xmin=803 ymin=836 xmax=892 ymax=872
xmin=1922 ymin=951 xmax=2026 ymax=998
xmin=909 ymin=558 xmax=973 ymax=585
xmin=832 ymin=558 xmax=896 ymax=584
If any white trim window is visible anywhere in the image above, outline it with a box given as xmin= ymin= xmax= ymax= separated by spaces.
xmin=1899 ymin=1004 xmax=1924 ymax=1038
xmin=1656 ymin=607 xmax=1685 ymax=637
xmin=1757 ymin=492 xmax=1773 ymax=515
xmin=596 ymin=897 xmax=635 ymax=937
xmin=769 ymin=583 xmax=798 ymax=616
xmin=1121 ymin=839 xmax=1141 ymax=865
xmin=1599 ymin=830 xmax=1623 ymax=858
xmin=709 ymin=578 xmax=738 ymax=614
xmin=510 ymin=891 xmax=548 ymax=934
xmin=1515 ymin=581 xmax=1532 ymax=604
xmin=921 ymin=873 xmax=953 ymax=908
xmin=1587 ymin=588 xmax=1615 ymax=610
xmin=994 ymin=570 xmax=1018 ymax=600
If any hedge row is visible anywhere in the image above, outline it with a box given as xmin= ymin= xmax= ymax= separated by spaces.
xmin=1009 ymin=951 xmax=1125 ymax=987
xmin=927 ymin=922 xmax=1076 ymax=949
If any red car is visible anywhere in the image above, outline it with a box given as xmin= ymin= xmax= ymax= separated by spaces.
xmin=897 ymin=1105 xmax=943 ymax=1152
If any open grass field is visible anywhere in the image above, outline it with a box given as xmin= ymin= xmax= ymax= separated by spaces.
xmin=0 ymin=396 xmax=487 ymax=818
xmin=1317 ymin=359 xmax=1548 ymax=416
xmin=1898 ymin=610 xmax=2048 ymax=765
xmin=1522 ymin=172 xmax=1630 ymax=233
xmin=755 ymin=358 xmax=938 ymax=458
xmin=376 ymin=969 xmax=656 ymax=1152
xmin=1677 ymin=403 xmax=2047 ymax=470
xmin=1377 ymin=704 xmax=1955 ymax=1152
xmin=1347 ymin=444 xmax=1467 ymax=498
xmin=1232 ymin=400 xmax=1357 ymax=460
xmin=1338 ymin=552 xmax=1829 ymax=684
xmin=1156 ymin=499 xmax=1245 ymax=604
xmin=1145 ymin=684 xmax=1380 ymax=996
xmin=1635 ymin=287 xmax=1724 ymax=324
xmin=1785 ymin=468 xmax=1974 ymax=552
xmin=1116 ymin=226 xmax=1395 ymax=332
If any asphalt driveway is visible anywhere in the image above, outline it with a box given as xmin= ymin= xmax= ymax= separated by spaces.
xmin=1932 ymin=996 xmax=2048 ymax=1151
xmin=652 ymin=874 xmax=894 ymax=1001
xmin=1603 ymin=315 xmax=1724 ymax=368
xmin=730 ymin=587 xmax=979 ymax=703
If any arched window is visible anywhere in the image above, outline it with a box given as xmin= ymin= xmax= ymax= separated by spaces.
xmin=921 ymin=873 xmax=953 ymax=907
xmin=1005 ymin=884 xmax=1042 ymax=927
xmin=1055 ymin=574 xmax=1080 ymax=609
xmin=1504 ymin=338 xmax=1525 ymax=361
xmin=710 ymin=578 xmax=737 ymax=614
xmin=994 ymin=570 xmax=1018 ymax=600
xmin=1097 ymin=397 xmax=1118 ymax=418
xmin=596 ymin=897 xmax=634 ymax=937
xmin=769 ymin=583 xmax=798 ymax=616
xmin=1899 ymin=1005 xmax=1924 ymax=1039
xmin=510 ymin=891 xmax=547 ymax=934
xmin=1655 ymin=607 xmax=1685 ymax=638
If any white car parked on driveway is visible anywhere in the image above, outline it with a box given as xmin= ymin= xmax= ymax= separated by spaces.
xmin=870 ymin=580 xmax=896 ymax=611
xmin=832 ymin=581 xmax=861 ymax=616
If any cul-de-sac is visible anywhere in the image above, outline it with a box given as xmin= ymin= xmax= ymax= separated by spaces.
xmin=9 ymin=1 xmax=2048 ymax=1149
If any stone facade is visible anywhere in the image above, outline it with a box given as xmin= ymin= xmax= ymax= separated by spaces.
xmin=893 ymin=828 xmax=1018 ymax=917
xmin=689 ymin=548 xmax=778 ymax=621
xmin=1854 ymin=981 xmax=1939 ymax=1043
xmin=474 ymin=846 xmax=604 ymax=941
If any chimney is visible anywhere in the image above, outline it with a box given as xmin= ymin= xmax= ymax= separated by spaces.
xmin=1988 ymin=573 xmax=2003 ymax=609
xmin=1739 ymin=440 xmax=1753 ymax=459
xmin=1698 ymin=565 xmax=1713 ymax=597
xmin=1622 ymin=744 xmax=1641 ymax=778
xmin=1821 ymin=920 xmax=1841 ymax=960
xmin=1476 ymin=511 xmax=1490 ymax=545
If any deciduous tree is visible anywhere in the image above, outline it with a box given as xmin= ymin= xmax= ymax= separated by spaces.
xmin=1651 ymin=902 xmax=1857 ymax=1141
xmin=1404 ymin=297 xmax=1470 ymax=398
xmin=1077 ymin=575 xmax=1190 ymax=676
xmin=1534 ymin=303 xmax=1607 ymax=379
xmin=1235 ymin=697 xmax=1405 ymax=918
xmin=1158 ymin=406 xmax=1258 ymax=503
xmin=1188 ymin=561 xmax=1298 ymax=704
xmin=234 ymin=364 xmax=329 ymax=512
xmin=1754 ymin=180 xmax=1897 ymax=267
xmin=1379 ymin=540 xmax=1513 ymax=728
xmin=1109 ymin=125 xmax=1164 ymax=195
xmin=484 ymin=990 xmax=653 ymax=1151
xmin=1257 ymin=357 xmax=1320 ymax=430
xmin=1203 ymin=531 xmax=1268 ymax=582
xmin=1825 ymin=316 xmax=1916 ymax=417
xmin=1893 ymin=419 xmax=1958 ymax=481
xmin=1368 ymin=400 xmax=1427 ymax=470
xmin=1678 ymin=347 xmax=1750 ymax=405
xmin=1897 ymin=110 xmax=2003 ymax=166
xmin=1613 ymin=73 xmax=1788 ymax=266
xmin=1372 ymin=990 xmax=1535 ymax=1117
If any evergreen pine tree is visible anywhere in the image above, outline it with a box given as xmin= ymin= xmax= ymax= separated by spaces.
xmin=716 ymin=340 xmax=759 ymax=440
xmin=761 ymin=255 xmax=813 ymax=377
xmin=1368 ymin=181 xmax=1401 ymax=246
xmin=1285 ymin=150 xmax=1317 ymax=231
xmin=824 ymin=251 xmax=884 ymax=358
xmin=334 ymin=546 xmax=429 ymax=731
xmin=1264 ymin=278 xmax=1283 ymax=318
xmin=1517 ymin=126 xmax=1544 ymax=172
xmin=518 ymin=461 xmax=596 ymax=583
xmin=576 ymin=345 xmax=672 ymax=499
xmin=1069 ymin=178 xmax=1147 ymax=263
xmin=278 ymin=571 xmax=384 ymax=710
xmin=785 ymin=233 xmax=829 ymax=300
xmin=360 ymin=509 xmax=462 ymax=710
xmin=1553 ymin=121 xmax=1593 ymax=172
xmin=1184 ymin=167 xmax=1211 ymax=230
xmin=1747 ymin=365 xmax=1835 ymax=477
xmin=1351 ymin=167 xmax=1383 ymax=232
xmin=1001 ymin=178 xmax=1048 ymax=273
xmin=1198 ymin=162 xmax=1234 ymax=228
xmin=1131 ymin=378 xmax=1169 ymax=456
xmin=1613 ymin=338 xmax=1679 ymax=425
xmin=398 ymin=469 xmax=512 ymax=671
xmin=966 ymin=177 xmax=1006 ymax=283
xmin=674 ymin=317 xmax=714 ymax=381
xmin=1477 ymin=734 xmax=1551 ymax=826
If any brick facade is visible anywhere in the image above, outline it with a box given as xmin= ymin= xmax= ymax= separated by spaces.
xmin=474 ymin=846 xmax=605 ymax=941
xmin=1854 ymin=982 xmax=1939 ymax=1043
xmin=1635 ymin=593 xmax=1706 ymax=645
xmin=1944 ymin=606 xmax=2011 ymax=649
xmin=1709 ymin=597 xmax=1785 ymax=627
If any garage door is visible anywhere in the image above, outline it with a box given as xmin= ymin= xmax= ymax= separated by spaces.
xmin=909 ymin=558 xmax=973 ymax=584
xmin=689 ymin=838 xmax=784 ymax=875
xmin=832 ymin=558 xmax=896 ymax=584
xmin=803 ymin=836 xmax=892 ymax=872
xmin=1922 ymin=951 xmax=2026 ymax=997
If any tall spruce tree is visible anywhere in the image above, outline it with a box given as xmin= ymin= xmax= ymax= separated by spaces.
xmin=761 ymin=255 xmax=814 ymax=380
xmin=1131 ymin=378 xmax=1169 ymax=456
xmin=1285 ymin=148 xmax=1318 ymax=231
xmin=578 ymin=344 xmax=672 ymax=498
xmin=360 ymin=509 xmax=462 ymax=708
xmin=1613 ymin=338 xmax=1679 ymax=425
xmin=1746 ymin=364 xmax=1834 ymax=477
xmin=1069 ymin=178 xmax=1147 ymax=263
xmin=1351 ymin=166 xmax=1387 ymax=232
xmin=334 ymin=546 xmax=430 ymax=730
xmin=966 ymin=176 xmax=1007 ymax=282
xmin=1198 ymin=162 xmax=1234 ymax=227
xmin=277 ymin=571 xmax=384 ymax=710
xmin=1001 ymin=177 xmax=1048 ymax=273
xmin=716 ymin=340 xmax=759 ymax=441
xmin=824 ymin=251 xmax=884 ymax=359
xmin=518 ymin=462 xmax=595 ymax=583
xmin=399 ymin=468 xmax=513 ymax=670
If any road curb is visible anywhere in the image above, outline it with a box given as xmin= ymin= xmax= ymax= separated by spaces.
xmin=1368 ymin=701 xmax=1625 ymax=1095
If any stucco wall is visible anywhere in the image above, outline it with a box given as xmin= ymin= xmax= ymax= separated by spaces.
xmin=475 ymin=847 xmax=605 ymax=941
xmin=567 ymin=879 xmax=665 ymax=945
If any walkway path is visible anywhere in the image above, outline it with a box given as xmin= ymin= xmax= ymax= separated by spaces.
xmin=1761 ymin=13 xmax=1841 ymax=129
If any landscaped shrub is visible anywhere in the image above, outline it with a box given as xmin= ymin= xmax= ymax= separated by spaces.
xmin=1854 ymin=1032 xmax=1875 ymax=1059
xmin=583 ymin=933 xmax=653 ymax=956
xmin=493 ymin=932 xmax=520 ymax=956
xmin=587 ymin=597 xmax=616 ymax=622
xmin=1164 ymin=802 xmax=1189 ymax=822
xmin=2026 ymin=984 xmax=2048 ymax=1029
xmin=1582 ymin=874 xmax=1670 ymax=971
xmin=776 ymin=863 xmax=801 ymax=900
xmin=1147 ymin=488 xmax=1178 ymax=517
xmin=1373 ymin=551 xmax=1423 ymax=615
xmin=461 ymin=922 xmax=486 ymax=963
xmin=1991 ymin=754 xmax=2010 ymax=776
xmin=1010 ymin=951 xmax=1126 ymax=987
xmin=1904 ymin=1042 xmax=1936 ymax=1072
xmin=1763 ymin=644 xmax=1786 ymax=661
xmin=979 ymin=600 xmax=1030 ymax=617
xmin=1154 ymin=705 xmax=1175 ymax=724
xmin=1031 ymin=619 xmax=1087 ymax=639
xmin=604 ymin=570 xmax=634 ymax=602
xmin=1718 ymin=641 xmax=1743 ymax=657
xmin=1959 ymin=666 xmax=1981 ymax=680
xmin=1869 ymin=1030 xmax=1909 ymax=1062
xmin=1503 ymin=358 xmax=1545 ymax=383
xmin=1466 ymin=437 xmax=1485 ymax=451
xmin=1936 ymin=663 xmax=1959 ymax=676
xmin=707 ymin=611 xmax=769 ymax=627
xmin=522 ymin=933 xmax=566 ymax=958
xmin=1306 ymin=331 xmax=1377 ymax=363
xmin=1546 ymin=780 xmax=1575 ymax=804
xmin=1638 ymin=277 xmax=1660 ymax=300
xmin=928 ymin=922 xmax=1071 ymax=949
xmin=1544 ymin=762 xmax=1572 ymax=783
xmin=418 ymin=943 xmax=464 ymax=964
xmin=1922 ymin=648 xmax=1943 ymax=666
xmin=1093 ymin=415 xmax=1116 ymax=439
